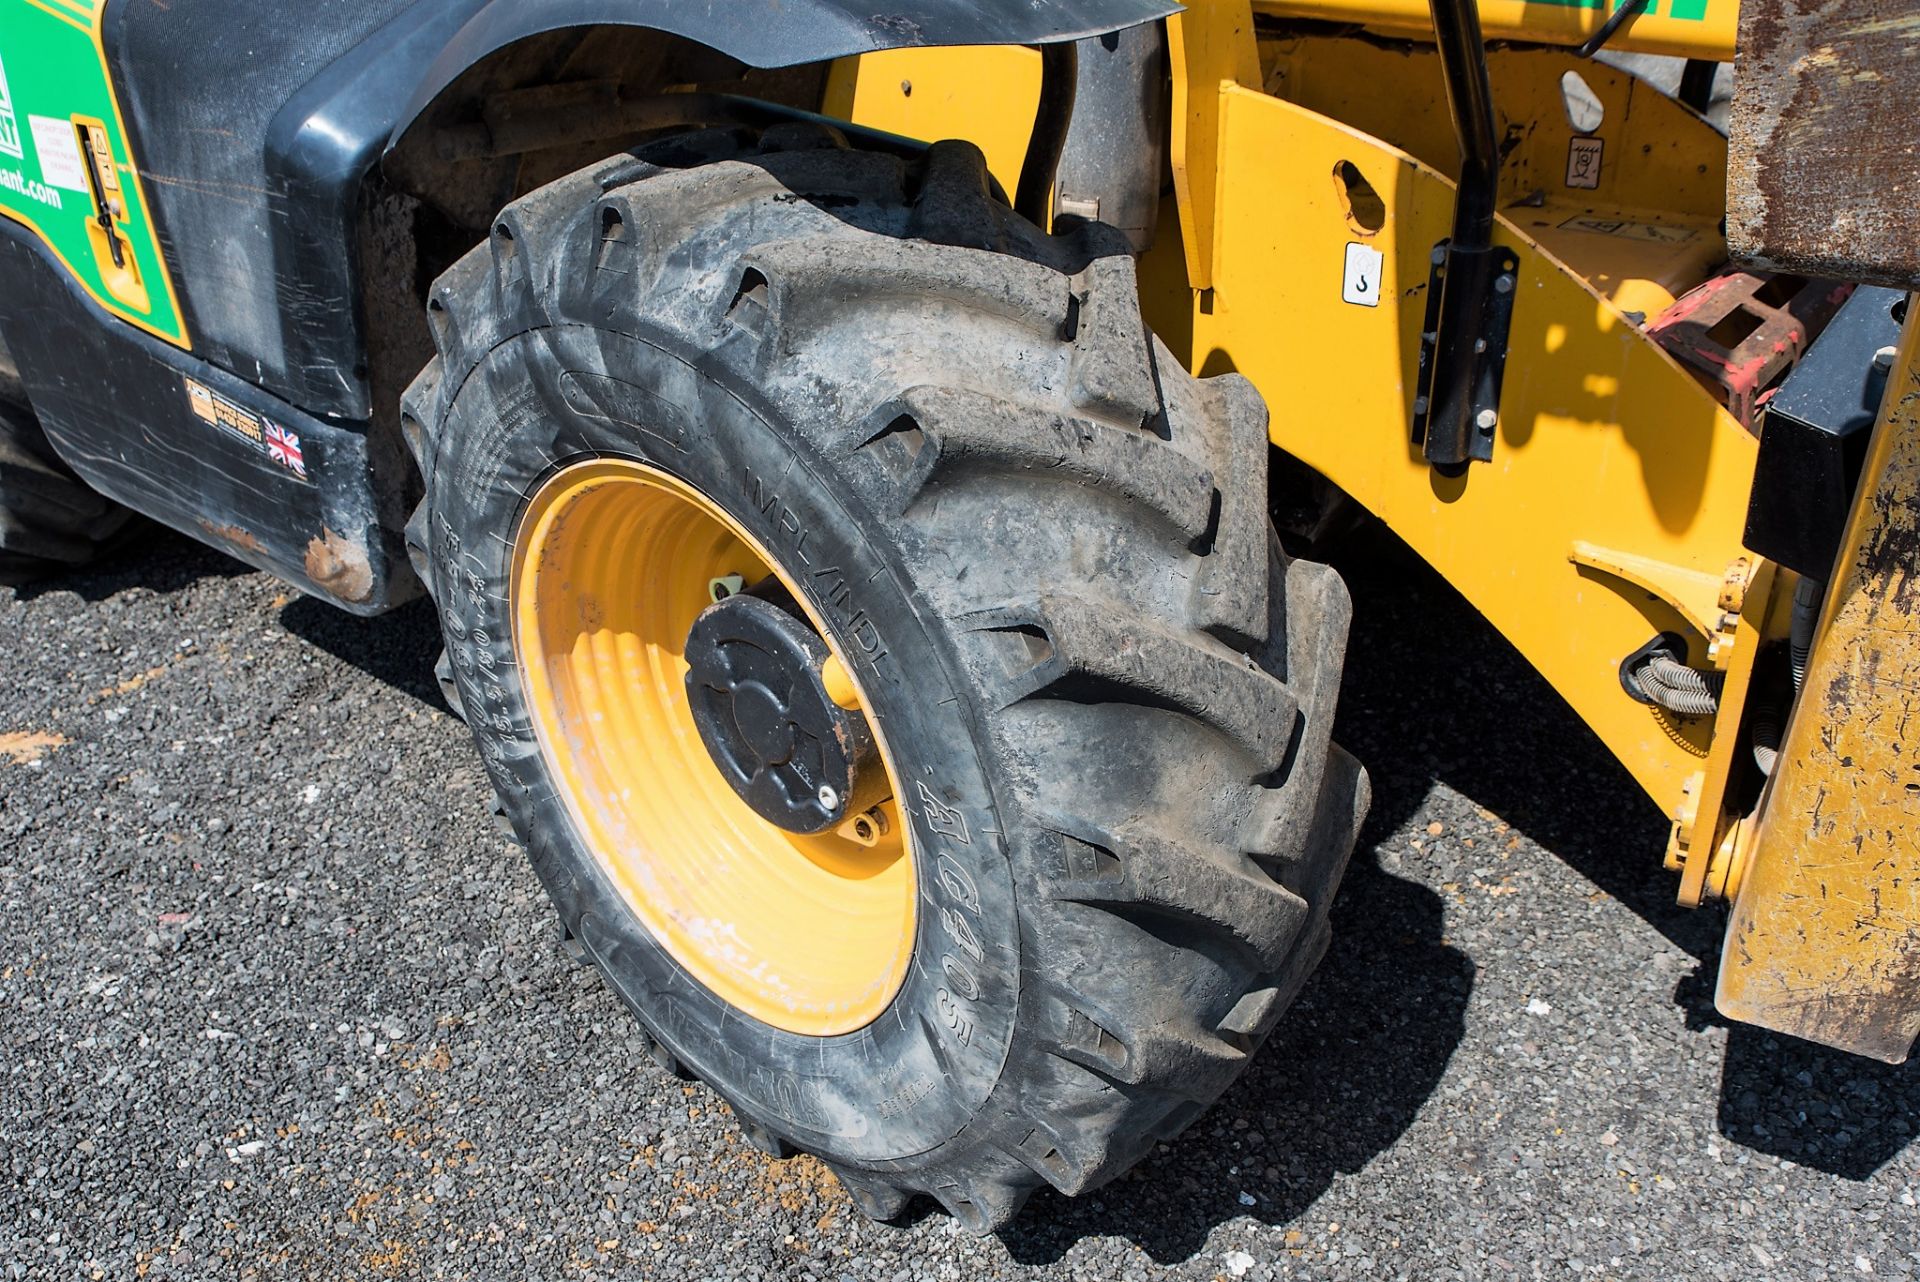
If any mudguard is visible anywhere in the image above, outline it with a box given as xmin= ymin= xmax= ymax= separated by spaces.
xmin=104 ymin=0 xmax=1175 ymax=423
xmin=395 ymin=0 xmax=1180 ymax=144
xmin=1 ymin=0 xmax=1171 ymax=615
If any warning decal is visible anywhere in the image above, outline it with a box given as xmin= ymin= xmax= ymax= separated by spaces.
xmin=0 ymin=2 xmax=186 ymax=346
xmin=1557 ymin=214 xmax=1699 ymax=245
xmin=1565 ymin=136 xmax=1603 ymax=190
xmin=184 ymin=377 xmax=312 ymax=483
xmin=27 ymin=114 xmax=85 ymax=191
xmin=0 ymin=52 xmax=21 ymax=160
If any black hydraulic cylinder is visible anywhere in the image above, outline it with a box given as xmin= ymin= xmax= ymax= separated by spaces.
xmin=1421 ymin=0 xmax=1505 ymax=472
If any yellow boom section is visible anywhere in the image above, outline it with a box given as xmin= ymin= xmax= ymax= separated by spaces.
xmin=1251 ymin=0 xmax=1738 ymax=61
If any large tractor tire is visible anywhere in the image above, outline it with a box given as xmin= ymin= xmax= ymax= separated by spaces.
xmin=0 ymin=396 xmax=135 ymax=586
xmin=402 ymin=127 xmax=1367 ymax=1232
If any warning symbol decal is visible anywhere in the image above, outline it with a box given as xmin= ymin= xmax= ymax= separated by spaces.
xmin=0 ymin=52 xmax=23 ymax=160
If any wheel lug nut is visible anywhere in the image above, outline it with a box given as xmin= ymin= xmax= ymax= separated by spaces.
xmin=837 ymin=805 xmax=890 ymax=847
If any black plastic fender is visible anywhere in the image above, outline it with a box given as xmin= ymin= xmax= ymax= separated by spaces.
xmin=50 ymin=0 xmax=1169 ymax=611
xmin=390 ymin=0 xmax=1178 ymax=146
xmin=106 ymin=0 xmax=1173 ymax=424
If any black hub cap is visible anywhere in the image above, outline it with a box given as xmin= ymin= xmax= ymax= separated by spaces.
xmin=684 ymin=588 xmax=877 ymax=834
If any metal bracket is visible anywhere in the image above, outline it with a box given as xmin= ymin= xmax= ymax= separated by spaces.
xmin=1411 ymin=240 xmax=1519 ymax=469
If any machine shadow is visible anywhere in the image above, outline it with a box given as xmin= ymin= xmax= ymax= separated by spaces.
xmin=8 ymin=520 xmax=252 ymax=604
xmin=7 ymin=517 xmax=449 ymax=717
xmin=1003 ymin=833 xmax=1472 ymax=1266
xmin=1337 ymin=523 xmax=1919 ymax=1182
xmin=30 ymin=472 xmax=1911 ymax=1235
xmin=1008 ymin=520 xmax=1917 ymax=1261
xmin=277 ymin=591 xmax=450 ymax=715
xmin=1676 ymin=972 xmax=1920 ymax=1180
xmin=1004 ymin=526 xmax=1492 ymax=1265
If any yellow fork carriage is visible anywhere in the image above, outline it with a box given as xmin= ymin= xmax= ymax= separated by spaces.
xmin=833 ymin=0 xmax=1920 ymax=1061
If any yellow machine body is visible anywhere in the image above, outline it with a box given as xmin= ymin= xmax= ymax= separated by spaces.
xmin=834 ymin=5 xmax=1765 ymax=862
xmin=831 ymin=0 xmax=1920 ymax=1061
xmin=1251 ymin=0 xmax=1738 ymax=61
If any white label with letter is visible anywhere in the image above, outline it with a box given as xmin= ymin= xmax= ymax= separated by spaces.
xmin=1342 ymin=242 xmax=1383 ymax=308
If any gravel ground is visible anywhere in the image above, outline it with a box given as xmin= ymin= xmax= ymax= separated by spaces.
xmin=2 ymin=522 xmax=1916 ymax=1282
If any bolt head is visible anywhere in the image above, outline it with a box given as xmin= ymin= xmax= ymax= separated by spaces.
xmin=817 ymin=784 xmax=840 ymax=811
xmin=1474 ymin=408 xmax=1498 ymax=431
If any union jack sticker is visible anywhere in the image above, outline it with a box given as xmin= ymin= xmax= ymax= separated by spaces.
xmin=180 ymin=374 xmax=314 ymax=486
xmin=265 ymin=422 xmax=307 ymax=479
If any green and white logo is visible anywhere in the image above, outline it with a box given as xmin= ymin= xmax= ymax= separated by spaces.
xmin=0 ymin=52 xmax=23 ymax=160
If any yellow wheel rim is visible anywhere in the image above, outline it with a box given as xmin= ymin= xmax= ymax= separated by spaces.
xmin=511 ymin=458 xmax=915 ymax=1036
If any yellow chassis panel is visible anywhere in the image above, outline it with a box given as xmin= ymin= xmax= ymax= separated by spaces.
xmin=1149 ymin=81 xmax=1754 ymax=808
xmin=834 ymin=0 xmax=1920 ymax=1059
xmin=822 ymin=48 xmax=1040 ymax=198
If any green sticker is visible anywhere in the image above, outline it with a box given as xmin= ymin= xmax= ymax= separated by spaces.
xmin=0 ymin=0 xmax=186 ymax=346
xmin=1520 ymin=0 xmax=1710 ymax=16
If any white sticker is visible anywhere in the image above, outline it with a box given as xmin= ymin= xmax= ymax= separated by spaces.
xmin=0 ymin=54 xmax=22 ymax=160
xmin=1566 ymin=136 xmax=1603 ymax=190
xmin=1342 ymin=241 xmax=1383 ymax=308
xmin=29 ymin=115 xmax=87 ymax=193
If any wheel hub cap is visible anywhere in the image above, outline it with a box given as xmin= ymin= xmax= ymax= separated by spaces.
xmin=684 ymin=588 xmax=876 ymax=834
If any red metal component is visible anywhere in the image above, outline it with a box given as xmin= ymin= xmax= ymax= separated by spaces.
xmin=1648 ymin=270 xmax=1853 ymax=429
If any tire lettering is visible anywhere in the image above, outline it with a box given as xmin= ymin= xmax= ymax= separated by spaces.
xmin=918 ymin=782 xmax=971 ymax=846
xmin=935 ymin=853 xmax=980 ymax=912
xmin=876 ymin=1074 xmax=936 ymax=1118
xmin=747 ymin=466 xmax=779 ymax=517
xmin=746 ymin=1067 xmax=829 ymax=1131
xmin=941 ymin=953 xmax=981 ymax=1001
xmin=940 ymin=906 xmax=984 ymax=964
xmin=936 ymin=987 xmax=976 ymax=1047
xmin=742 ymin=466 xmax=887 ymax=663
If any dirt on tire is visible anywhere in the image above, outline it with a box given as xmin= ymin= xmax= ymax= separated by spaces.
xmin=402 ymin=126 xmax=1367 ymax=1233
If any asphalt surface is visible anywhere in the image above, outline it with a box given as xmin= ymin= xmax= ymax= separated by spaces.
xmin=3 ymin=522 xmax=1916 ymax=1282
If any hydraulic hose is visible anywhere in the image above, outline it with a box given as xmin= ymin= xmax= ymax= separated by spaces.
xmin=1750 ymin=687 xmax=1783 ymax=776
xmin=1632 ymin=652 xmax=1723 ymax=718
xmin=1790 ymin=576 xmax=1823 ymax=692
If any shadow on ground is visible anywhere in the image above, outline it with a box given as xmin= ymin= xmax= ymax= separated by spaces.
xmin=1002 ymin=836 xmax=1470 ymax=1266
xmin=9 ymin=521 xmax=251 ymax=604
xmin=18 ymin=511 xmax=1917 ymax=1260
xmin=278 ymin=591 xmax=449 ymax=715
xmin=1323 ymin=526 xmax=1920 ymax=1184
xmin=13 ymin=515 xmax=451 ymax=715
xmin=1007 ymin=521 xmax=1919 ymax=1261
